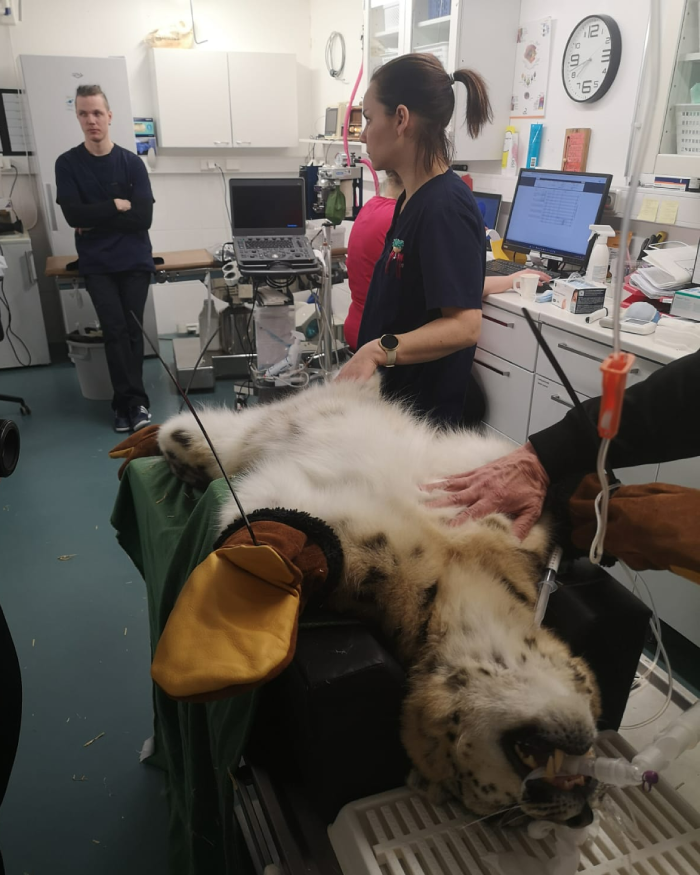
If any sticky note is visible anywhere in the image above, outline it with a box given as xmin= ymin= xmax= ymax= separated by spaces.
xmin=637 ymin=198 xmax=659 ymax=221
xmin=658 ymin=200 xmax=679 ymax=225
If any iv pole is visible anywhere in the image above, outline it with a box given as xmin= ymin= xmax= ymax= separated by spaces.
xmin=320 ymin=221 xmax=335 ymax=374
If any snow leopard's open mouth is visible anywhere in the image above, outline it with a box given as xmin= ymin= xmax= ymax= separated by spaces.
xmin=501 ymin=726 xmax=597 ymax=826
xmin=501 ymin=725 xmax=595 ymax=802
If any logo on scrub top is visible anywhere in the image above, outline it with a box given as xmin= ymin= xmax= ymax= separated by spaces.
xmin=385 ymin=238 xmax=405 ymax=278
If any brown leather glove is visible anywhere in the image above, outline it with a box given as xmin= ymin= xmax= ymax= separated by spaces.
xmin=109 ymin=424 xmax=161 ymax=479
xmin=570 ymin=474 xmax=700 ymax=583
xmin=151 ymin=520 xmax=330 ymax=702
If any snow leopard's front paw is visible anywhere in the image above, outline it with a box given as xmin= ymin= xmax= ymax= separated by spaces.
xmin=158 ymin=414 xmax=218 ymax=489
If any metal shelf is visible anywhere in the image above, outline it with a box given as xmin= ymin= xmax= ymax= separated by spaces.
xmin=299 ymin=138 xmax=364 ymax=147
xmin=416 ymin=14 xmax=451 ymax=29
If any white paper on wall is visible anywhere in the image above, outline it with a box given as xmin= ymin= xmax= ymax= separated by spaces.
xmin=510 ymin=18 xmax=552 ymax=120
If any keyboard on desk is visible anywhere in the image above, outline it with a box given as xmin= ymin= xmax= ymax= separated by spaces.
xmin=485 ymin=260 xmax=529 ymax=276
xmin=485 ymin=261 xmax=563 ymax=282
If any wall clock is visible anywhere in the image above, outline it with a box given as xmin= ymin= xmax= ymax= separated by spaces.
xmin=562 ymin=15 xmax=622 ymax=103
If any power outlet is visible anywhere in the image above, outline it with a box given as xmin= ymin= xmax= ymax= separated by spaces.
xmin=226 ymin=159 xmax=240 ymax=172
xmin=0 ymin=155 xmax=12 ymax=171
xmin=200 ymin=160 xmax=220 ymax=171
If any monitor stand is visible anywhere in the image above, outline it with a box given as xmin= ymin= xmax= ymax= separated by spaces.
xmin=540 ymin=256 xmax=585 ymax=277
xmin=542 ymin=256 xmax=566 ymax=274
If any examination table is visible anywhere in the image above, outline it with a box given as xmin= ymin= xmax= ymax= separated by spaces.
xmin=112 ymin=457 xmax=652 ymax=875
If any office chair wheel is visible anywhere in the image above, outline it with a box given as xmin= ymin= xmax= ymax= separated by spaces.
xmin=20 ymin=405 xmax=31 ymax=416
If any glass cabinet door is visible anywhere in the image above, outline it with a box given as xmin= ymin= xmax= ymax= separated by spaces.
xmin=657 ymin=0 xmax=700 ymax=173
xmin=367 ymin=0 xmax=405 ymax=79
xmin=409 ymin=0 xmax=452 ymax=69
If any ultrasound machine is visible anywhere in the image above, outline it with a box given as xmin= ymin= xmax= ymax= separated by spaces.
xmin=231 ymin=178 xmax=318 ymax=274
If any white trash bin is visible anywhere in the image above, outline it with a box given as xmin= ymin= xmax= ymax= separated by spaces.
xmin=67 ymin=339 xmax=113 ymax=401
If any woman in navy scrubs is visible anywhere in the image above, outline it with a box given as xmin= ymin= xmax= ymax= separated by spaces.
xmin=336 ymin=53 xmax=492 ymax=427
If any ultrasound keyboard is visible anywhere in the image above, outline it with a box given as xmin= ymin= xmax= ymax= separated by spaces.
xmin=234 ymin=236 xmax=317 ymax=268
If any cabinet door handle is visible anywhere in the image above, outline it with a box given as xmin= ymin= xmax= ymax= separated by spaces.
xmin=557 ymin=342 xmax=605 ymax=364
xmin=45 ymin=183 xmax=58 ymax=231
xmin=474 ymin=358 xmax=510 ymax=377
xmin=235 ymin=140 xmax=252 ymax=146
xmin=551 ymin=394 xmax=574 ymax=410
xmin=483 ymin=314 xmax=515 ymax=329
xmin=213 ymin=140 xmax=230 ymax=145
xmin=557 ymin=342 xmax=639 ymax=374
xmin=24 ymin=251 xmax=37 ymax=285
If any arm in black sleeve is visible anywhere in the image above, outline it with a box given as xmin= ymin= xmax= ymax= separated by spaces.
xmin=529 ymin=349 xmax=700 ymax=484
xmin=102 ymin=198 xmax=153 ymax=232
xmin=58 ymin=198 xmax=119 ymax=228
xmin=55 ymin=153 xmax=119 ymax=228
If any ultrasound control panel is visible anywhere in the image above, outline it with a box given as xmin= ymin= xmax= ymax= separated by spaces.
xmin=233 ymin=236 xmax=317 ymax=265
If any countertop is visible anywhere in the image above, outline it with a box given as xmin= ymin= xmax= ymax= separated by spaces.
xmin=483 ymin=290 xmax=687 ymax=366
xmin=0 ymin=233 xmax=32 ymax=246
xmin=45 ymin=248 xmax=218 ymax=278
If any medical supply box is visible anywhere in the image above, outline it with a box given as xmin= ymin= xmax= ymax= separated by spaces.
xmin=551 ymin=278 xmax=607 ymax=315
xmin=670 ymin=287 xmax=700 ymax=321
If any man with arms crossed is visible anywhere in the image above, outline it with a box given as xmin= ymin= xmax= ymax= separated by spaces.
xmin=56 ymin=84 xmax=155 ymax=433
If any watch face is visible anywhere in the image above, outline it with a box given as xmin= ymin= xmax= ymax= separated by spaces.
xmin=562 ymin=15 xmax=622 ymax=104
xmin=381 ymin=334 xmax=399 ymax=351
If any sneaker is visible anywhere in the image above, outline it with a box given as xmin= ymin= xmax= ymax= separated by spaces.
xmin=114 ymin=411 xmax=131 ymax=433
xmin=129 ymin=406 xmax=152 ymax=432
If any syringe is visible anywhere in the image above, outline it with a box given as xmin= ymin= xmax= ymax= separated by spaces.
xmin=533 ymin=546 xmax=563 ymax=627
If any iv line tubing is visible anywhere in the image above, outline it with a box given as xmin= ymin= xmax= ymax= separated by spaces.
xmin=344 ymin=60 xmax=380 ymax=196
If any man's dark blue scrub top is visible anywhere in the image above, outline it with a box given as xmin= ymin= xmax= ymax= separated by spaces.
xmin=358 ymin=169 xmax=486 ymax=426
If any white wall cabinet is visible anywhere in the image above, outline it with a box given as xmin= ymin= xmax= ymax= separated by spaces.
xmin=364 ymin=0 xmax=520 ymax=161
xmin=452 ymin=0 xmax=520 ymax=161
xmin=228 ymin=52 xmax=298 ymax=148
xmin=654 ymin=0 xmax=700 ymax=178
xmin=151 ymin=50 xmax=233 ymax=148
xmin=151 ymin=49 xmax=298 ymax=149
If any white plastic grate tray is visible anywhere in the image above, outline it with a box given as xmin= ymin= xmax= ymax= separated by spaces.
xmin=328 ymin=733 xmax=700 ymax=875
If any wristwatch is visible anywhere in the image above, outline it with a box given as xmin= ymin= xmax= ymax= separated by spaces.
xmin=379 ymin=334 xmax=400 ymax=367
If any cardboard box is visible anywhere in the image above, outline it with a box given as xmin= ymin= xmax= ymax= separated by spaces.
xmin=670 ymin=287 xmax=700 ymax=322
xmin=551 ymin=279 xmax=606 ymax=315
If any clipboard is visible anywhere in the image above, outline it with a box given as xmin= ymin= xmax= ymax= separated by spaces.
xmin=561 ymin=128 xmax=591 ymax=172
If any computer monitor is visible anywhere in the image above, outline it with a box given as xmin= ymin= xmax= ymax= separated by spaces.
xmin=472 ymin=191 xmax=502 ymax=231
xmin=502 ymin=169 xmax=612 ymax=268
xmin=324 ymin=106 xmax=339 ymax=138
xmin=229 ymin=178 xmax=306 ymax=237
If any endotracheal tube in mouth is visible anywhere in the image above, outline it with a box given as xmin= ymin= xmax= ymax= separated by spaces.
xmin=524 ymin=700 xmax=700 ymax=792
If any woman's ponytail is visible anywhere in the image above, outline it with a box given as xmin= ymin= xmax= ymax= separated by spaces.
xmin=371 ymin=54 xmax=493 ymax=172
xmin=452 ymin=69 xmax=493 ymax=139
